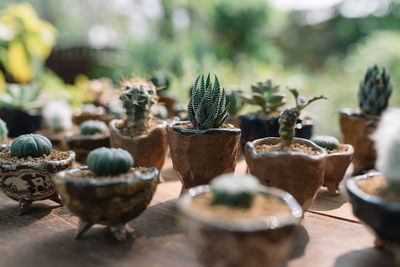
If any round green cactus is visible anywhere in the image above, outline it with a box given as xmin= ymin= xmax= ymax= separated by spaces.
xmin=87 ymin=147 xmax=134 ymax=176
xmin=0 ymin=118 xmax=8 ymax=144
xmin=10 ymin=134 xmax=52 ymax=158
xmin=312 ymin=135 xmax=339 ymax=151
xmin=80 ymin=120 xmax=108 ymax=135
xmin=210 ymin=173 xmax=260 ymax=208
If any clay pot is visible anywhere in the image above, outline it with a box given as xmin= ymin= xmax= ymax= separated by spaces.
xmin=65 ymin=134 xmax=110 ymax=163
xmin=109 ymin=119 xmax=168 ymax=171
xmin=245 ymin=137 xmax=327 ymax=211
xmin=177 ymin=184 xmax=303 ymax=267
xmin=55 ymin=166 xmax=159 ymax=241
xmin=347 ymin=173 xmax=400 ymax=264
xmin=0 ymin=148 xmax=75 ymax=215
xmin=0 ymin=108 xmax=43 ymax=137
xmin=167 ymin=121 xmax=241 ymax=191
xmin=322 ymin=144 xmax=354 ymax=195
xmin=339 ymin=110 xmax=378 ymax=175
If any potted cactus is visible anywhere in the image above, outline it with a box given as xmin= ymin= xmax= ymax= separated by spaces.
xmin=177 ymin=173 xmax=302 ymax=267
xmin=340 ymin=64 xmax=392 ymax=175
xmin=0 ymin=118 xmax=8 ymax=145
xmin=347 ymin=109 xmax=400 ymax=264
xmin=151 ymin=71 xmax=176 ymax=119
xmin=245 ymin=89 xmax=327 ymax=211
xmin=109 ymin=77 xmax=168 ymax=171
xmin=0 ymin=134 xmax=75 ymax=215
xmin=312 ymin=135 xmax=354 ymax=195
xmin=167 ymin=74 xmax=241 ymax=191
xmin=55 ymin=147 xmax=159 ymax=241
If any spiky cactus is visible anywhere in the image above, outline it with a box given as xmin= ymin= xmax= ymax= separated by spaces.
xmin=187 ymin=74 xmax=229 ymax=130
xmin=119 ymin=78 xmax=158 ymax=132
xmin=312 ymin=135 xmax=339 ymax=151
xmin=0 ymin=119 xmax=8 ymax=143
xmin=359 ymin=65 xmax=392 ymax=117
xmin=279 ymin=89 xmax=326 ymax=150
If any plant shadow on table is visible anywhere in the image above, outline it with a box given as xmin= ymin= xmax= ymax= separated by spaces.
xmin=160 ymin=166 xmax=180 ymax=182
xmin=288 ymin=225 xmax=310 ymax=261
xmin=334 ymin=247 xmax=396 ymax=267
xmin=309 ymin=187 xmax=349 ymax=212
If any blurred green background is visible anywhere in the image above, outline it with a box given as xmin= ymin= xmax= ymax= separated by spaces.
xmin=1 ymin=0 xmax=400 ymax=137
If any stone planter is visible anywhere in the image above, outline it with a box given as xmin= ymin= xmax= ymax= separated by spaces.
xmin=109 ymin=119 xmax=168 ymax=171
xmin=55 ymin=166 xmax=159 ymax=241
xmin=176 ymin=184 xmax=303 ymax=267
xmin=339 ymin=110 xmax=378 ymax=175
xmin=245 ymin=137 xmax=327 ymax=211
xmin=65 ymin=134 xmax=110 ymax=163
xmin=167 ymin=121 xmax=241 ymax=191
xmin=0 ymin=148 xmax=75 ymax=215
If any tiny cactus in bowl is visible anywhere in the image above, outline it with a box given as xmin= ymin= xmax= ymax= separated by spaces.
xmin=210 ymin=173 xmax=260 ymax=208
xmin=359 ymin=65 xmax=392 ymax=117
xmin=80 ymin=120 xmax=108 ymax=135
xmin=87 ymin=147 xmax=134 ymax=176
xmin=187 ymin=74 xmax=229 ymax=130
xmin=10 ymin=134 xmax=52 ymax=158
xmin=312 ymin=135 xmax=339 ymax=151
xmin=279 ymin=89 xmax=326 ymax=150
xmin=0 ymin=118 xmax=8 ymax=144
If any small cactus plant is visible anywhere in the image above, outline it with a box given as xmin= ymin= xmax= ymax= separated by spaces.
xmin=359 ymin=65 xmax=392 ymax=117
xmin=87 ymin=147 xmax=134 ymax=176
xmin=187 ymin=74 xmax=229 ymax=130
xmin=80 ymin=120 xmax=108 ymax=135
xmin=10 ymin=134 xmax=52 ymax=158
xmin=0 ymin=119 xmax=8 ymax=144
xmin=119 ymin=78 xmax=158 ymax=133
xmin=239 ymin=78 xmax=287 ymax=116
xmin=226 ymin=89 xmax=244 ymax=116
xmin=279 ymin=89 xmax=326 ymax=150
xmin=312 ymin=135 xmax=339 ymax=151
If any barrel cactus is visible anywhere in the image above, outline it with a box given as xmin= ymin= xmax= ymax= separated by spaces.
xmin=359 ymin=65 xmax=392 ymax=117
xmin=210 ymin=173 xmax=260 ymax=208
xmin=188 ymin=74 xmax=229 ymax=130
xmin=312 ymin=135 xmax=339 ymax=151
xmin=0 ymin=118 xmax=8 ymax=143
xmin=80 ymin=120 xmax=108 ymax=135
xmin=87 ymin=147 xmax=134 ymax=176
xmin=10 ymin=134 xmax=52 ymax=158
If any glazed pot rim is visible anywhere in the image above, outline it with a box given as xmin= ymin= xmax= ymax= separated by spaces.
xmin=55 ymin=166 xmax=159 ymax=187
xmin=246 ymin=137 xmax=327 ymax=160
xmin=346 ymin=172 xmax=400 ymax=210
xmin=168 ymin=120 xmax=241 ymax=136
xmin=177 ymin=184 xmax=303 ymax=232
xmin=109 ymin=119 xmax=167 ymax=140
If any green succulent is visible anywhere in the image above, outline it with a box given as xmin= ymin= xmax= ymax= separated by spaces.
xmin=187 ymin=74 xmax=229 ymax=130
xmin=0 ymin=84 xmax=43 ymax=111
xmin=80 ymin=120 xmax=108 ymax=135
xmin=0 ymin=119 xmax=8 ymax=144
xmin=87 ymin=147 xmax=134 ymax=176
xmin=312 ymin=135 xmax=339 ymax=151
xmin=226 ymin=89 xmax=244 ymax=116
xmin=359 ymin=65 xmax=392 ymax=117
xmin=10 ymin=134 xmax=52 ymax=158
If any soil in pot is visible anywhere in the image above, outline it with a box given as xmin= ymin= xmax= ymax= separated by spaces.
xmin=0 ymin=149 xmax=69 ymax=163
xmin=357 ymin=175 xmax=400 ymax=202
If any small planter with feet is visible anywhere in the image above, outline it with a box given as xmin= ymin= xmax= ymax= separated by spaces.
xmin=312 ymin=135 xmax=354 ymax=195
xmin=177 ymin=173 xmax=302 ymax=267
xmin=0 ymin=134 xmax=75 ymax=215
xmin=55 ymin=147 xmax=159 ymax=241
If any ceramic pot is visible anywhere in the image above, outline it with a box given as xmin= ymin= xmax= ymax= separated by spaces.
xmin=55 ymin=166 xmax=159 ymax=241
xmin=322 ymin=144 xmax=354 ymax=195
xmin=347 ymin=173 xmax=400 ymax=263
xmin=109 ymin=119 xmax=168 ymax=171
xmin=65 ymin=134 xmax=110 ymax=163
xmin=0 ymin=108 xmax=43 ymax=137
xmin=0 ymin=148 xmax=75 ymax=215
xmin=245 ymin=137 xmax=327 ymax=211
xmin=177 ymin=184 xmax=303 ymax=267
xmin=339 ymin=110 xmax=378 ymax=175
xmin=167 ymin=121 xmax=241 ymax=191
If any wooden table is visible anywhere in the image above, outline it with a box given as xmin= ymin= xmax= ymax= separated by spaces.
xmin=0 ymin=157 xmax=397 ymax=267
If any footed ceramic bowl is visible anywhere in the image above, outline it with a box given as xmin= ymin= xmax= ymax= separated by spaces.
xmin=55 ymin=166 xmax=159 ymax=241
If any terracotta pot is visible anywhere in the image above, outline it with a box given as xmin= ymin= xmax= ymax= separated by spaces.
xmin=339 ymin=110 xmax=378 ymax=175
xmin=322 ymin=144 xmax=354 ymax=195
xmin=0 ymin=149 xmax=75 ymax=215
xmin=65 ymin=134 xmax=110 ymax=163
xmin=347 ymin=173 xmax=400 ymax=264
xmin=167 ymin=121 xmax=241 ymax=191
xmin=109 ymin=119 xmax=168 ymax=171
xmin=177 ymin=184 xmax=303 ymax=267
xmin=55 ymin=166 xmax=159 ymax=241
xmin=245 ymin=137 xmax=327 ymax=211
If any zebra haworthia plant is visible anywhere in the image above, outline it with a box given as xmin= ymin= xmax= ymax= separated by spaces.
xmin=188 ymin=74 xmax=229 ymax=130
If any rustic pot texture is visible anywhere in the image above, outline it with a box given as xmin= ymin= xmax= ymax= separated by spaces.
xmin=0 ymin=149 xmax=75 ymax=215
xmin=322 ymin=144 xmax=354 ymax=195
xmin=177 ymin=185 xmax=303 ymax=267
xmin=65 ymin=134 xmax=110 ymax=163
xmin=167 ymin=121 xmax=241 ymax=191
xmin=109 ymin=119 xmax=168 ymax=171
xmin=339 ymin=110 xmax=378 ymax=175
xmin=55 ymin=166 xmax=159 ymax=241
xmin=245 ymin=137 xmax=327 ymax=211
